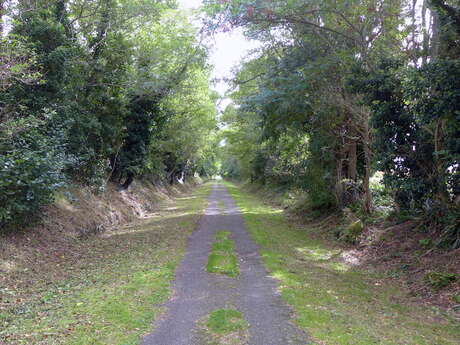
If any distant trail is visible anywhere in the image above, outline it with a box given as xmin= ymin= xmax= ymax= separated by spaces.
xmin=142 ymin=183 xmax=310 ymax=345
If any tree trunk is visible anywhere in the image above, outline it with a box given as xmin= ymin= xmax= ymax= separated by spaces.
xmin=91 ymin=0 xmax=111 ymax=60
xmin=422 ymin=0 xmax=428 ymax=65
xmin=85 ymin=0 xmax=111 ymax=96
xmin=362 ymin=120 xmax=372 ymax=214
xmin=347 ymin=138 xmax=357 ymax=181
xmin=434 ymin=118 xmax=449 ymax=202
xmin=120 ymin=171 xmax=134 ymax=190
xmin=0 ymin=0 xmax=4 ymax=36
xmin=431 ymin=10 xmax=440 ymax=59
xmin=167 ymin=169 xmax=177 ymax=185
xmin=411 ymin=0 xmax=418 ymax=65
xmin=335 ymin=143 xmax=346 ymax=209
xmin=55 ymin=0 xmax=73 ymax=38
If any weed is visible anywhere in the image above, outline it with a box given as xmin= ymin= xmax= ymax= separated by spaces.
xmin=207 ymin=309 xmax=248 ymax=334
xmin=195 ymin=308 xmax=249 ymax=345
xmin=206 ymin=231 xmax=239 ymax=278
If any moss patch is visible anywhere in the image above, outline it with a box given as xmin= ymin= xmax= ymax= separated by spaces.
xmin=207 ymin=309 xmax=248 ymax=333
xmin=195 ymin=309 xmax=249 ymax=345
xmin=224 ymin=181 xmax=460 ymax=345
xmin=206 ymin=231 xmax=239 ymax=278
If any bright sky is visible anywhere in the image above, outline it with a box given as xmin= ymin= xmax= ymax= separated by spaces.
xmin=178 ymin=0 xmax=261 ymax=99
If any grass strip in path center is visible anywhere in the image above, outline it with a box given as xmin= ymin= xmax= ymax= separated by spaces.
xmin=206 ymin=231 xmax=240 ymax=278
xmin=195 ymin=309 xmax=249 ymax=345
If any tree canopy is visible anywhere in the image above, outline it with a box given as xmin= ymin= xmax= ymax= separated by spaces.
xmin=0 ymin=0 xmax=218 ymax=231
xmin=1 ymin=0 xmax=459 ymax=248
xmin=206 ymin=0 xmax=459 ymax=248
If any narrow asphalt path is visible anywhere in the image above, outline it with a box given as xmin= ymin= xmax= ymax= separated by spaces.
xmin=142 ymin=183 xmax=309 ymax=345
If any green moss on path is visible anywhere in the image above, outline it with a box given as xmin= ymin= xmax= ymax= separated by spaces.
xmin=224 ymin=181 xmax=460 ymax=345
xmin=207 ymin=309 xmax=248 ymax=334
xmin=195 ymin=308 xmax=249 ymax=345
xmin=206 ymin=231 xmax=240 ymax=278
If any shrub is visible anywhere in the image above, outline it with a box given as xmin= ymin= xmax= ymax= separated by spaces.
xmin=0 ymin=112 xmax=68 ymax=232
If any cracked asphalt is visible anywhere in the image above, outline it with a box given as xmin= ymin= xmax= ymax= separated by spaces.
xmin=141 ymin=183 xmax=310 ymax=345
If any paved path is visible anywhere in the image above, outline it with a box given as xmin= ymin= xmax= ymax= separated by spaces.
xmin=142 ymin=183 xmax=309 ymax=345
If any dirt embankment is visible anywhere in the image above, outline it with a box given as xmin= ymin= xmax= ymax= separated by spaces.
xmin=0 ymin=179 xmax=199 ymax=291
xmin=313 ymin=219 xmax=460 ymax=317
xmin=355 ymin=221 xmax=460 ymax=312
xmin=242 ymin=183 xmax=460 ymax=317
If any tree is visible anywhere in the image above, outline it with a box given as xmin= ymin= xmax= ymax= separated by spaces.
xmin=206 ymin=0 xmax=460 ymax=246
xmin=0 ymin=1 xmax=219 ymax=232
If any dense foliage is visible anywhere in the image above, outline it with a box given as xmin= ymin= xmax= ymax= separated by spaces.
xmin=1 ymin=0 xmax=459 ymax=247
xmin=205 ymin=0 xmax=459 ymax=247
xmin=0 ymin=0 xmax=218 ymax=232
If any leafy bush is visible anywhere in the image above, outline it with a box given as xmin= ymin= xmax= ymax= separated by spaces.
xmin=348 ymin=57 xmax=460 ymax=247
xmin=0 ymin=111 xmax=69 ymax=232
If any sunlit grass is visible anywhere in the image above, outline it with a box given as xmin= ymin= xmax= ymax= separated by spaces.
xmin=207 ymin=309 xmax=248 ymax=334
xmin=195 ymin=308 xmax=249 ymax=345
xmin=296 ymin=247 xmax=342 ymax=261
xmin=224 ymin=181 xmax=460 ymax=345
xmin=207 ymin=231 xmax=239 ymax=278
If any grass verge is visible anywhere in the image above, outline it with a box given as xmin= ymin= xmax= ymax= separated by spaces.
xmin=0 ymin=183 xmax=212 ymax=345
xmin=224 ymin=181 xmax=460 ymax=345
xmin=206 ymin=231 xmax=239 ymax=278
